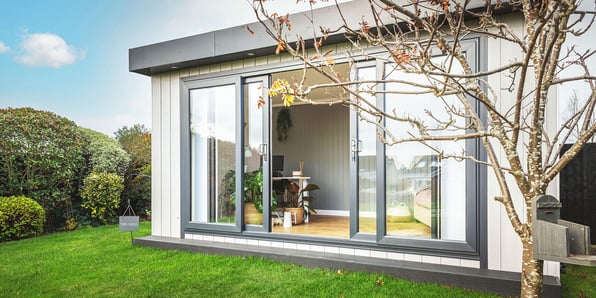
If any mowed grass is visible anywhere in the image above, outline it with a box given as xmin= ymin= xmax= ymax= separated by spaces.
xmin=0 ymin=222 xmax=529 ymax=297
xmin=561 ymin=263 xmax=596 ymax=297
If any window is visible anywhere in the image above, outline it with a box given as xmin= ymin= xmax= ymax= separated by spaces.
xmin=384 ymin=59 xmax=467 ymax=240
xmin=190 ymin=84 xmax=237 ymax=224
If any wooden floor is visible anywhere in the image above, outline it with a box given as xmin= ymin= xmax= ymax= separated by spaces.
xmin=271 ymin=215 xmax=430 ymax=239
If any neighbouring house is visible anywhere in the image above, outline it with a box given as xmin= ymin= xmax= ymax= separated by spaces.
xmin=129 ymin=1 xmax=561 ymax=295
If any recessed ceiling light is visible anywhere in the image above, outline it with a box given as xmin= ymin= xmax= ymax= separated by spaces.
xmin=247 ymin=52 xmax=255 ymax=56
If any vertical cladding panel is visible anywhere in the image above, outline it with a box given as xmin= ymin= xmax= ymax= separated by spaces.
xmin=486 ymin=30 xmax=502 ymax=271
xmin=231 ymin=60 xmax=244 ymax=69
xmin=170 ymin=70 xmax=186 ymax=238
xmin=160 ymin=73 xmax=172 ymax=237
xmin=189 ymin=67 xmax=200 ymax=76
xmin=486 ymin=15 xmax=527 ymax=273
xmin=151 ymin=75 xmax=162 ymax=236
xmin=243 ymin=57 xmax=256 ymax=68
xmin=255 ymin=56 xmax=268 ymax=66
xmin=502 ymin=15 xmax=525 ymax=273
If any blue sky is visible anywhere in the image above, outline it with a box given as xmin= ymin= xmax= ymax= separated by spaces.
xmin=0 ymin=0 xmax=340 ymax=136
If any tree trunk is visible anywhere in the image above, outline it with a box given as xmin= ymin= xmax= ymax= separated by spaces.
xmin=521 ymin=236 xmax=544 ymax=297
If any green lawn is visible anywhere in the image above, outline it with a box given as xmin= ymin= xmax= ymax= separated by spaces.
xmin=561 ymin=263 xmax=596 ymax=297
xmin=0 ymin=222 xmax=590 ymax=297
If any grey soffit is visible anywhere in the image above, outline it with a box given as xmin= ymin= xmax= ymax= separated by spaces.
xmin=128 ymin=0 xmax=501 ymax=76
xmin=128 ymin=1 xmax=365 ymax=76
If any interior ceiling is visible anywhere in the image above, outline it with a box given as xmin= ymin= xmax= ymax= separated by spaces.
xmin=271 ymin=63 xmax=350 ymax=106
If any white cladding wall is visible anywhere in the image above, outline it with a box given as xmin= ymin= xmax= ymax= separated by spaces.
xmin=150 ymin=30 xmax=559 ymax=276
xmin=485 ymin=15 xmax=559 ymax=277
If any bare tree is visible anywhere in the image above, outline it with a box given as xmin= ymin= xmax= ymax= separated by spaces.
xmin=252 ymin=0 xmax=595 ymax=296
xmin=563 ymin=90 xmax=596 ymax=143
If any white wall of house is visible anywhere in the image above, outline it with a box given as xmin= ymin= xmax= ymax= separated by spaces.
xmin=148 ymin=28 xmax=559 ymax=277
xmin=485 ymin=14 xmax=560 ymax=277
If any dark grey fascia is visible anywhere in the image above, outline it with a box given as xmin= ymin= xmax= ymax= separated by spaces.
xmin=129 ymin=0 xmax=508 ymax=76
xmin=129 ymin=1 xmax=369 ymax=76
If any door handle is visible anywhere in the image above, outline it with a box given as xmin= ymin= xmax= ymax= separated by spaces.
xmin=259 ymin=144 xmax=268 ymax=162
xmin=351 ymin=139 xmax=359 ymax=161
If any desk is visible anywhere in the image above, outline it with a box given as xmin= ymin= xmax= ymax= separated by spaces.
xmin=271 ymin=176 xmax=311 ymax=190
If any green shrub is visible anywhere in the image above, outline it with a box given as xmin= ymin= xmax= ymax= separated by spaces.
xmin=0 ymin=107 xmax=86 ymax=231
xmin=0 ymin=196 xmax=46 ymax=241
xmin=80 ymin=172 xmax=124 ymax=225
xmin=115 ymin=124 xmax=151 ymax=216
xmin=80 ymin=128 xmax=130 ymax=177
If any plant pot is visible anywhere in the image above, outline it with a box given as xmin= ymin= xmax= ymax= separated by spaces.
xmin=244 ymin=202 xmax=263 ymax=225
xmin=285 ymin=207 xmax=304 ymax=225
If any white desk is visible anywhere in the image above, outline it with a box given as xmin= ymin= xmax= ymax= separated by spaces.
xmin=271 ymin=176 xmax=311 ymax=189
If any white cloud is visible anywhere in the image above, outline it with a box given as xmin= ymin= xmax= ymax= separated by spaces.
xmin=0 ymin=41 xmax=9 ymax=53
xmin=16 ymin=33 xmax=85 ymax=68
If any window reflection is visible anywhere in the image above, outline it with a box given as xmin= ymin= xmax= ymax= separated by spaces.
xmin=190 ymin=84 xmax=236 ymax=224
xmin=384 ymin=60 xmax=466 ymax=241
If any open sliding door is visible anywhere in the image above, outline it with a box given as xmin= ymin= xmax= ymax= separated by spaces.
xmin=242 ymin=76 xmax=272 ymax=232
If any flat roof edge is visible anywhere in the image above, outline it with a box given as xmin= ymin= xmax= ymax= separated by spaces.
xmin=128 ymin=0 xmax=502 ymax=76
xmin=128 ymin=1 xmax=379 ymax=76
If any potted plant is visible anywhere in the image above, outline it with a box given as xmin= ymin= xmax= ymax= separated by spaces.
xmin=284 ymin=181 xmax=320 ymax=225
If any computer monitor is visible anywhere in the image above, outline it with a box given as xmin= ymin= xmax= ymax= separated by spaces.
xmin=272 ymin=155 xmax=284 ymax=177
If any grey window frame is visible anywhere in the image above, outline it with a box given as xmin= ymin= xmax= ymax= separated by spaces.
xmin=181 ymin=75 xmax=243 ymax=233
xmin=178 ymin=36 xmax=487 ymax=266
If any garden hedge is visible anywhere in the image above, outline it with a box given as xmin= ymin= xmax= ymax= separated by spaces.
xmin=0 ymin=196 xmax=46 ymax=241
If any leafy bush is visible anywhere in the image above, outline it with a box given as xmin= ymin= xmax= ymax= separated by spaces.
xmin=80 ymin=172 xmax=124 ymax=225
xmin=115 ymin=124 xmax=151 ymax=216
xmin=80 ymin=128 xmax=130 ymax=177
xmin=0 ymin=196 xmax=46 ymax=241
xmin=0 ymin=107 xmax=85 ymax=231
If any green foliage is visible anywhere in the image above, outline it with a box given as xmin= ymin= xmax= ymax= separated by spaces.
xmin=115 ymin=124 xmax=151 ymax=216
xmin=218 ymin=170 xmax=237 ymax=218
xmin=0 ymin=195 xmax=46 ymax=241
xmin=0 ymin=107 xmax=85 ymax=231
xmin=80 ymin=172 xmax=124 ymax=225
xmin=220 ymin=169 xmax=277 ymax=215
xmin=80 ymin=127 xmax=130 ymax=177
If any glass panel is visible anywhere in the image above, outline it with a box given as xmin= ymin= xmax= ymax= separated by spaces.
xmin=384 ymin=59 xmax=466 ymax=241
xmin=356 ymin=66 xmax=377 ymax=234
xmin=190 ymin=84 xmax=236 ymax=224
xmin=244 ymin=82 xmax=265 ymax=226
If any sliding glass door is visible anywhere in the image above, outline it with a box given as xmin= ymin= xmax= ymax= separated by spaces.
xmin=183 ymin=75 xmax=271 ymax=232
xmin=243 ymin=76 xmax=271 ymax=231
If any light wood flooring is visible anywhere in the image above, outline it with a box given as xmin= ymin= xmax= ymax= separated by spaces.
xmin=271 ymin=215 xmax=431 ymax=239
